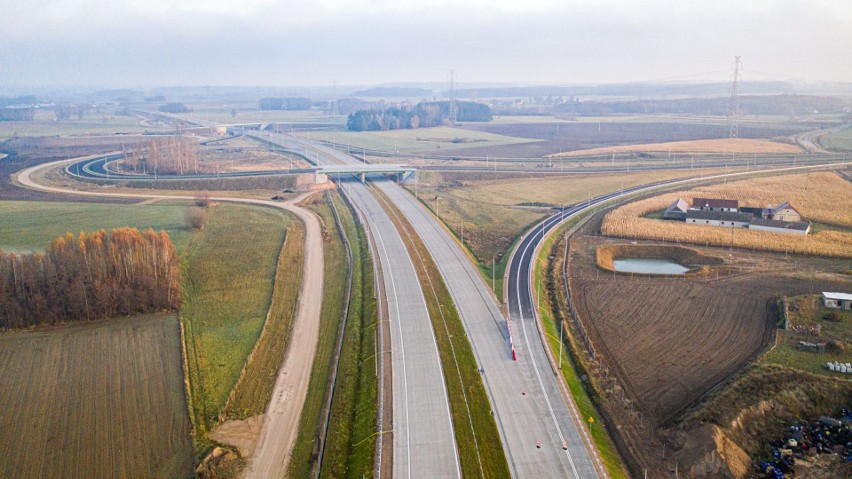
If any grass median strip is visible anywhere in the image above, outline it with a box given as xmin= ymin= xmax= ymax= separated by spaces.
xmin=319 ymin=191 xmax=380 ymax=478
xmin=374 ymin=186 xmax=511 ymax=479
xmin=287 ymin=192 xmax=350 ymax=478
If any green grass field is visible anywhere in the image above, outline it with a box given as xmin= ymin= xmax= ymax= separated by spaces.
xmin=377 ymin=187 xmax=511 ymax=478
xmin=223 ymin=216 xmax=305 ymax=419
xmin=0 ymin=313 xmax=193 ymax=479
xmin=821 ymin=126 xmax=852 ymax=151
xmin=288 ymin=192 xmax=350 ymax=478
xmin=180 ymin=203 xmax=290 ymax=454
xmin=761 ymin=294 xmax=852 ymax=377
xmin=537 ymin=223 xmax=628 ymax=479
xmin=302 ymin=126 xmax=537 ymax=154
xmin=0 ymin=110 xmax=158 ymax=140
xmin=0 ymin=200 xmax=193 ymax=253
xmin=319 ymin=192 xmax=379 ymax=478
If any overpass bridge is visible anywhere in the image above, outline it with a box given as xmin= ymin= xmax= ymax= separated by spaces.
xmin=314 ymin=164 xmax=416 ymax=184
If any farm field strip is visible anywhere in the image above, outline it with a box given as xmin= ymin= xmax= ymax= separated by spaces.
xmin=547 ymin=138 xmax=802 ymax=157
xmin=302 ymin=126 xmax=539 ymax=154
xmin=0 ymin=199 xmax=193 ymax=252
xmin=222 ymin=216 xmax=305 ymax=419
xmin=602 ymin=171 xmax=852 ymax=258
xmin=180 ymin=204 xmax=290 ymax=453
xmin=0 ymin=313 xmax=194 ymax=478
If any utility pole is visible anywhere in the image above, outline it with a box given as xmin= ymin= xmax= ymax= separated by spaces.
xmin=728 ymin=56 xmax=742 ymax=138
xmin=448 ymin=69 xmax=457 ymax=126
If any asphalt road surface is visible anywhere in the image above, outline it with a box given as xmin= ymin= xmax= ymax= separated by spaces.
xmin=275 ymin=133 xmax=462 ymax=478
xmin=378 ymin=179 xmax=601 ymax=477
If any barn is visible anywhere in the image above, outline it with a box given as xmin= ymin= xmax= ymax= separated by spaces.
xmin=685 ymin=210 xmax=753 ymax=228
xmin=692 ymin=198 xmax=739 ymax=212
xmin=823 ymin=292 xmax=852 ymax=310
xmin=748 ymin=218 xmax=810 ymax=235
xmin=664 ymin=198 xmax=689 ymax=220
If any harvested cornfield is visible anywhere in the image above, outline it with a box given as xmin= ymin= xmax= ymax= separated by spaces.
xmin=548 ymin=138 xmax=801 ymax=158
xmin=0 ymin=313 xmax=194 ymax=478
xmin=602 ymin=172 xmax=852 ymax=257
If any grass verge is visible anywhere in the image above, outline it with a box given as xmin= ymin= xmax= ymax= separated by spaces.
xmin=375 ymin=186 xmax=511 ymax=478
xmin=319 ymin=191 xmax=379 ymax=478
xmin=223 ymin=216 xmax=305 ymax=418
xmin=180 ymin=203 xmax=290 ymax=455
xmin=535 ymin=219 xmax=628 ymax=479
xmin=287 ymin=192 xmax=350 ymax=478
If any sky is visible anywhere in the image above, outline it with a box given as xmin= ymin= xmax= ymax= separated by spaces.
xmin=1 ymin=0 xmax=851 ymax=89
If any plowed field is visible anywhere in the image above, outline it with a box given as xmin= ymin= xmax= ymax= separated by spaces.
xmin=0 ymin=313 xmax=193 ymax=478
xmin=568 ymin=235 xmax=852 ymax=426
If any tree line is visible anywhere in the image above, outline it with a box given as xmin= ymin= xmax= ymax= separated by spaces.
xmin=346 ymin=101 xmax=492 ymax=131
xmin=123 ymin=136 xmax=199 ymax=175
xmin=0 ymin=228 xmax=180 ymax=329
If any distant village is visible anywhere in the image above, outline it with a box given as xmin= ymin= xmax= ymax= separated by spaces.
xmin=664 ymin=197 xmax=811 ymax=235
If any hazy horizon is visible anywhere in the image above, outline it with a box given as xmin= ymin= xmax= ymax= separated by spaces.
xmin=2 ymin=0 xmax=851 ymax=89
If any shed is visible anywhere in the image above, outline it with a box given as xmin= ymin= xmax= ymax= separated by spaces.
xmin=823 ymin=292 xmax=852 ymax=310
xmin=748 ymin=218 xmax=810 ymax=235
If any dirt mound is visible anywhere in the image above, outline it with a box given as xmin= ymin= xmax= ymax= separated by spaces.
xmin=209 ymin=415 xmax=264 ymax=457
xmin=668 ymin=365 xmax=852 ymax=478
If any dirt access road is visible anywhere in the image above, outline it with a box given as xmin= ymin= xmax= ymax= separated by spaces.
xmin=15 ymin=158 xmax=325 ymax=479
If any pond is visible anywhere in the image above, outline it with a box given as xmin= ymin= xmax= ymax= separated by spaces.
xmin=612 ymin=258 xmax=689 ymax=275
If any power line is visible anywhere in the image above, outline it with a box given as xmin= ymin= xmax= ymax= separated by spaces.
xmin=448 ymin=69 xmax=457 ymax=126
xmin=727 ymin=56 xmax=742 ymax=138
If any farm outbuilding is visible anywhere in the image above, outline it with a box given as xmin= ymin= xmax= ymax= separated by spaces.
xmin=664 ymin=198 xmax=689 ymax=220
xmin=685 ymin=210 xmax=753 ymax=228
xmin=748 ymin=218 xmax=810 ymax=235
xmin=823 ymin=292 xmax=852 ymax=310
xmin=767 ymin=202 xmax=802 ymax=223
xmin=692 ymin=197 xmax=739 ymax=212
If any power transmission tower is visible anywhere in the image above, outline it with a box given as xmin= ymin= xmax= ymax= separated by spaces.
xmin=727 ymin=56 xmax=742 ymax=138
xmin=448 ymin=69 xmax=457 ymax=126
xmin=330 ymin=80 xmax=339 ymax=116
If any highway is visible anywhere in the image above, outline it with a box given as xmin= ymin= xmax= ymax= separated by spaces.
xmin=47 ymin=129 xmax=851 ymax=478
xmin=254 ymin=132 xmax=603 ymax=477
xmin=270 ymin=133 xmax=463 ymax=478
xmin=378 ymin=179 xmax=601 ymax=477
xmin=342 ymin=177 xmax=462 ymax=479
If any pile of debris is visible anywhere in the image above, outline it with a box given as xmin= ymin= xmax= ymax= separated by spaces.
xmin=755 ymin=409 xmax=852 ymax=478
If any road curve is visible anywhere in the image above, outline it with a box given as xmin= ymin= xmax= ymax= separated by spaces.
xmin=504 ymin=158 xmax=852 ymax=478
xmin=16 ymin=157 xmax=326 ymax=479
